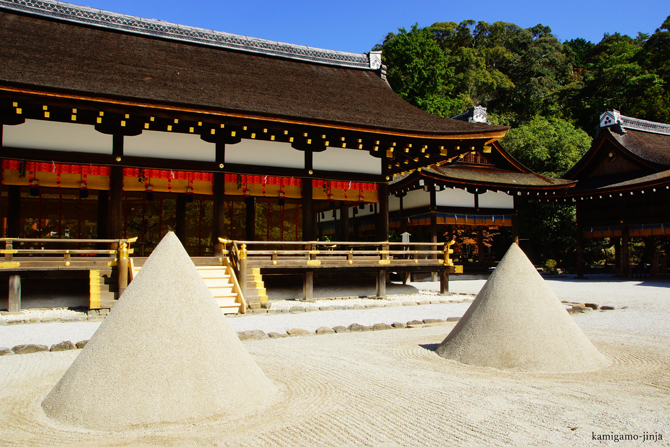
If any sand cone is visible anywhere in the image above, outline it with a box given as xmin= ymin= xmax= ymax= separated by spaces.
xmin=42 ymin=232 xmax=278 ymax=429
xmin=435 ymin=243 xmax=610 ymax=372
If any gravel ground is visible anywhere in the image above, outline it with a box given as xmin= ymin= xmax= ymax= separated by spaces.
xmin=2 ymin=274 xmax=669 ymax=347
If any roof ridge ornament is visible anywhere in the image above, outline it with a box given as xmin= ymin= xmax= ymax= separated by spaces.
xmin=451 ymin=106 xmax=491 ymax=125
xmin=0 ymin=0 xmax=372 ymax=69
xmin=600 ymin=110 xmax=670 ymax=136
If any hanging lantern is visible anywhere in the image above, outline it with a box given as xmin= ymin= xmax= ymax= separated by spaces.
xmin=278 ymin=191 xmax=285 ymax=207
xmin=243 ymin=188 xmax=252 ymax=205
xmin=359 ymin=192 xmax=365 ymax=209
xmin=328 ymin=194 xmax=335 ymax=209
xmin=79 ymin=182 xmax=89 ymax=199
xmin=186 ymin=186 xmax=194 ymax=203
xmin=29 ymin=179 xmax=40 ymax=197
xmin=145 ymin=184 xmax=154 ymax=201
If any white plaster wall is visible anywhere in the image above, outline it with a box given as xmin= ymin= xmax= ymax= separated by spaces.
xmin=389 ymin=194 xmax=401 ymax=212
xmin=125 ymin=130 xmax=214 ymax=161
xmin=435 ymin=188 xmax=475 ymax=208
xmin=226 ymin=139 xmax=304 ymax=169
xmin=313 ymin=147 xmax=381 ymax=175
xmin=2 ymin=119 xmax=112 ymax=154
xmin=402 ymin=189 xmax=431 ymax=210
xmin=478 ymin=190 xmax=514 ymax=209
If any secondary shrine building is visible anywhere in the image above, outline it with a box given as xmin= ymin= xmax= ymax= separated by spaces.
xmin=0 ymin=0 xmax=509 ymax=256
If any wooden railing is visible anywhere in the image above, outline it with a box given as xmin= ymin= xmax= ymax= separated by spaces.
xmin=0 ymin=237 xmax=137 ymax=311
xmin=220 ymin=239 xmax=456 ymax=299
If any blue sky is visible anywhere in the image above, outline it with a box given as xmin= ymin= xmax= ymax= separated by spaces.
xmin=71 ymin=0 xmax=667 ymax=53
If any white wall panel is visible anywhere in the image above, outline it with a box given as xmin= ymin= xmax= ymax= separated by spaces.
xmin=313 ymin=147 xmax=381 ymax=175
xmin=478 ymin=190 xmax=514 ymax=209
xmin=125 ymin=131 xmax=214 ymax=161
xmin=435 ymin=188 xmax=475 ymax=208
xmin=389 ymin=194 xmax=401 ymax=212
xmin=2 ymin=119 xmax=112 ymax=154
xmin=226 ymin=139 xmax=303 ymax=169
xmin=402 ymin=189 xmax=431 ymax=210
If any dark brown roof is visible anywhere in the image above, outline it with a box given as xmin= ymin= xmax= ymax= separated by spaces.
xmin=608 ymin=128 xmax=670 ymax=167
xmin=423 ymin=165 xmax=573 ymax=189
xmin=0 ymin=8 xmax=507 ymax=138
xmin=567 ymin=169 xmax=670 ymax=194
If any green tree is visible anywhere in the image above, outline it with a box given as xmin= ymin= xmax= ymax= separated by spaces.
xmin=499 ymin=116 xmax=591 ymax=177
xmin=379 ymin=25 xmax=467 ymax=117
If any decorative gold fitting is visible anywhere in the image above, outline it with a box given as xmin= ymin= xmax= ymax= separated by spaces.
xmin=240 ymin=244 xmax=248 ymax=260
xmin=218 ymin=257 xmax=223 ymax=263
xmin=307 ymin=260 xmax=321 ymax=266
xmin=119 ymin=242 xmax=129 ymax=260
xmin=414 ymin=260 xmax=419 ymax=264
xmin=348 ymin=260 xmax=353 ymax=265
xmin=272 ymin=261 xmax=277 ymax=265
xmin=0 ymin=249 xmax=18 ymax=254
xmin=64 ymin=261 xmax=71 ymax=267
xmin=308 ymin=250 xmax=320 ymax=255
xmin=0 ymin=262 xmax=20 ymax=268
xmin=379 ymin=260 xmax=391 ymax=265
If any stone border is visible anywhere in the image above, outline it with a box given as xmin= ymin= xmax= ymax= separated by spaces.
xmin=0 ymin=301 xmax=610 ymax=355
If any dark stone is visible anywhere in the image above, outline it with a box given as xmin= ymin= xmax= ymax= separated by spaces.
xmin=315 ymin=327 xmax=335 ymax=335
xmin=0 ymin=347 xmax=13 ymax=356
xmin=391 ymin=322 xmax=407 ymax=329
xmin=268 ymin=332 xmax=287 ymax=338
xmin=288 ymin=306 xmax=306 ymax=313
xmin=372 ymin=323 xmax=391 ymax=331
xmin=446 ymin=317 xmax=461 ymax=322
xmin=319 ymin=306 xmax=335 ymax=311
xmin=237 ymin=330 xmax=268 ymax=340
xmin=287 ymin=328 xmax=312 ymax=336
xmin=332 ymin=326 xmax=348 ymax=333
xmin=12 ymin=344 xmax=49 ymax=355
xmin=75 ymin=340 xmax=89 ymax=349
xmin=423 ymin=318 xmax=443 ymax=324
xmin=50 ymin=341 xmax=77 ymax=352
xmin=347 ymin=323 xmax=370 ymax=332
xmin=407 ymin=320 xmax=423 ymax=326
xmin=584 ymin=303 xmax=599 ymax=310
xmin=601 ymin=305 xmax=615 ymax=311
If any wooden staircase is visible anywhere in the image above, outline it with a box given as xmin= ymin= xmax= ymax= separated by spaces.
xmin=130 ymin=260 xmax=247 ymax=314
xmin=244 ymin=267 xmax=268 ymax=309
xmin=89 ymin=269 xmax=118 ymax=310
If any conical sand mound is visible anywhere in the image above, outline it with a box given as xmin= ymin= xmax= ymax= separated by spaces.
xmin=436 ymin=244 xmax=610 ymax=372
xmin=42 ymin=232 xmax=278 ymax=429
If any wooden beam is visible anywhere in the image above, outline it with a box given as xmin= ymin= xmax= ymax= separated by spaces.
xmin=622 ymin=225 xmax=630 ymax=278
xmin=176 ymin=193 xmax=186 ymax=244
xmin=376 ymin=268 xmax=386 ymax=298
xmin=439 ymin=268 xmax=449 ymax=294
xmin=7 ymin=185 xmax=20 ymax=238
xmin=303 ymin=270 xmax=314 ymax=300
xmin=377 ymin=182 xmax=389 ymax=241
xmin=8 ymin=275 xmax=21 ymax=312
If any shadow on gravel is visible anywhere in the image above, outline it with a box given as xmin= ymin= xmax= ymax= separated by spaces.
xmin=419 ymin=343 xmax=440 ymax=352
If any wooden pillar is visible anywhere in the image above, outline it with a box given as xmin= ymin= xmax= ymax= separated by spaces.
xmin=108 ymin=134 xmax=124 ymax=240
xmin=511 ymin=214 xmax=519 ymax=245
xmin=245 ymin=196 xmax=256 ymax=241
xmin=439 ymin=268 xmax=449 ymax=294
xmin=340 ymin=203 xmax=349 ymax=241
xmin=302 ymin=179 xmax=314 ymax=241
xmin=576 ymin=223 xmax=585 ymax=278
xmin=377 ymin=182 xmax=389 ymax=241
xmin=176 ymin=193 xmax=186 ymax=244
xmin=303 ymin=270 xmax=314 ymax=300
xmin=430 ymin=185 xmax=438 ymax=281
xmin=399 ymin=195 xmax=406 ymax=234
xmin=8 ymin=275 xmax=21 ymax=312
xmin=6 ymin=185 xmax=21 ymax=237
xmin=613 ymin=237 xmax=622 ymax=276
xmin=97 ymin=190 xmax=109 ymax=238
xmin=213 ymin=141 xmax=226 ymax=250
xmin=376 ymin=268 xmax=386 ymax=298
xmin=621 ymin=225 xmax=630 ymax=278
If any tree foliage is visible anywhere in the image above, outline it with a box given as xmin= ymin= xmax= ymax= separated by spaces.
xmin=375 ymin=15 xmax=670 ymax=267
